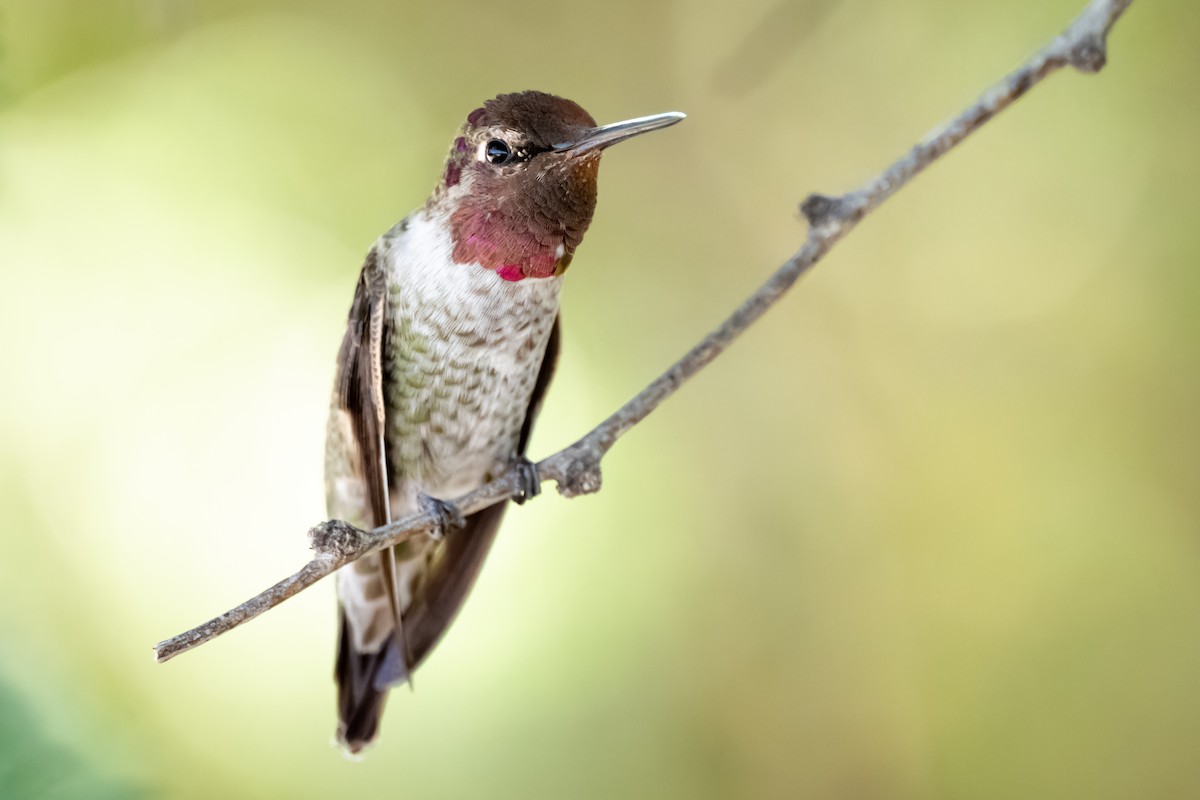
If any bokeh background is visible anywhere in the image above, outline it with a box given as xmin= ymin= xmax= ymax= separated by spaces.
xmin=2 ymin=0 xmax=1197 ymax=797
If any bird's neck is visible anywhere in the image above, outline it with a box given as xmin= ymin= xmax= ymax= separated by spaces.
xmin=442 ymin=199 xmax=570 ymax=283
xmin=381 ymin=209 xmax=564 ymax=304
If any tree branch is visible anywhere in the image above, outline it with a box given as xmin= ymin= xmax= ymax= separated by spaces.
xmin=154 ymin=0 xmax=1135 ymax=663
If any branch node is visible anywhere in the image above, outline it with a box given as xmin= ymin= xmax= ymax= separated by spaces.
xmin=1069 ymin=36 xmax=1108 ymax=73
xmin=553 ymin=444 xmax=604 ymax=498
xmin=309 ymin=519 xmax=368 ymax=559
xmin=800 ymin=193 xmax=846 ymax=229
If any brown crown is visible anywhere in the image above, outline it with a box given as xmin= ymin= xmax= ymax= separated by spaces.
xmin=468 ymin=92 xmax=598 ymax=148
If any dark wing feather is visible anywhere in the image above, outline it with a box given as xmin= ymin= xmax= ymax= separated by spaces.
xmin=333 ymin=247 xmax=403 ymax=753
xmin=335 ymin=247 xmax=391 ymax=528
xmin=335 ymin=247 xmax=402 ymax=626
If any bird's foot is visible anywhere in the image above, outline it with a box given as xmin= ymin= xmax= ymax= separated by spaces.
xmin=508 ymin=455 xmax=542 ymax=506
xmin=418 ymin=494 xmax=466 ymax=541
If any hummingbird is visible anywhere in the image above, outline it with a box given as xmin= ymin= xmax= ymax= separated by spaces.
xmin=324 ymin=91 xmax=684 ymax=753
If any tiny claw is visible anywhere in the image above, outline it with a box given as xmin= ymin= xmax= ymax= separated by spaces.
xmin=509 ymin=455 xmax=542 ymax=505
xmin=418 ymin=494 xmax=465 ymax=540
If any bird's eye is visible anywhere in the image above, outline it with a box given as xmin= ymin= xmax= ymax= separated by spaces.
xmin=485 ymin=139 xmax=512 ymax=164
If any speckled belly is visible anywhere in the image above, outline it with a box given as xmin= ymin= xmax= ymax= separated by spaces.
xmin=383 ymin=275 xmax=560 ymax=500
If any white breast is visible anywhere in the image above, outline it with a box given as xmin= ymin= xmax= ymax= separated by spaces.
xmin=378 ymin=210 xmax=562 ymax=506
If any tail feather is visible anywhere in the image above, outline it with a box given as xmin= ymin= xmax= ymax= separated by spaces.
xmin=333 ymin=502 xmax=507 ymax=753
xmin=335 ymin=609 xmax=400 ymax=754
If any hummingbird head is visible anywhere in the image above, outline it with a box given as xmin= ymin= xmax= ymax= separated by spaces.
xmin=434 ymin=91 xmax=684 ymax=282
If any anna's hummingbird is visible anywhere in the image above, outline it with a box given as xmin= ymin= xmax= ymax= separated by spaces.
xmin=324 ymin=91 xmax=683 ymax=753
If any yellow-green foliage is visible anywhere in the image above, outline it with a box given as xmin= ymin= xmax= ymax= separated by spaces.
xmin=0 ymin=1 xmax=1195 ymax=798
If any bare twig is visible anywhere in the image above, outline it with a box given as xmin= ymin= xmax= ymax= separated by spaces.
xmin=154 ymin=0 xmax=1134 ymax=663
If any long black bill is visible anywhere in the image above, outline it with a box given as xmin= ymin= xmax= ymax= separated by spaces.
xmin=553 ymin=111 xmax=686 ymax=155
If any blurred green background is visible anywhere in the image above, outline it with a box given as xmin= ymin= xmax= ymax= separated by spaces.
xmin=1 ymin=0 xmax=1197 ymax=797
